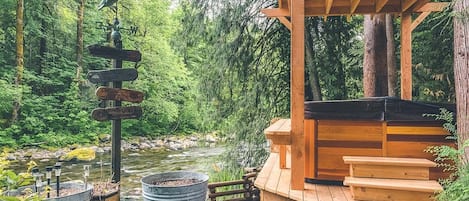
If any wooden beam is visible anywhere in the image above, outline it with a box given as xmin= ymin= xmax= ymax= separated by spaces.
xmin=411 ymin=12 xmax=431 ymax=31
xmin=400 ymin=13 xmax=412 ymax=100
xmin=415 ymin=2 xmax=449 ymax=12
xmin=402 ymin=0 xmax=418 ymax=12
xmin=376 ymin=0 xmax=389 ymax=12
xmin=290 ymin=0 xmax=305 ymax=190
xmin=261 ymin=8 xmax=289 ymax=17
xmin=351 ymin=0 xmax=360 ymax=13
xmin=408 ymin=0 xmax=429 ymax=12
xmin=277 ymin=17 xmax=292 ymax=31
xmin=325 ymin=0 xmax=333 ymax=14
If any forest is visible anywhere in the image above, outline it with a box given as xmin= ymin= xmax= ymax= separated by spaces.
xmin=0 ymin=0 xmax=455 ymax=167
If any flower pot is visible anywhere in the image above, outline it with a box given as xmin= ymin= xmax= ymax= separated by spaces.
xmin=4 ymin=181 xmax=93 ymax=201
xmin=141 ymin=171 xmax=209 ymax=201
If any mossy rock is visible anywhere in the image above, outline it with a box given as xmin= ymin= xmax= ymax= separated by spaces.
xmin=60 ymin=148 xmax=96 ymax=161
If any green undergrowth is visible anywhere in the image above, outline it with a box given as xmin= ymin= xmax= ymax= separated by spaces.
xmin=425 ymin=108 xmax=469 ymax=201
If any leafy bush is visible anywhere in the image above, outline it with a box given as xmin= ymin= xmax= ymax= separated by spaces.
xmin=425 ymin=109 xmax=469 ymax=201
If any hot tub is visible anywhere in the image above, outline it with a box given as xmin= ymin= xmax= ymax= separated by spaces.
xmin=303 ymin=97 xmax=455 ymax=181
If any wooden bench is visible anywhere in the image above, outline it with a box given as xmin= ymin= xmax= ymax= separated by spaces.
xmin=343 ymin=156 xmax=437 ymax=180
xmin=264 ymin=119 xmax=292 ymax=169
xmin=344 ymin=177 xmax=442 ymax=201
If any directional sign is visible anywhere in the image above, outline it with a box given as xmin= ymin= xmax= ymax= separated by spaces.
xmin=91 ymin=106 xmax=143 ymax=121
xmin=96 ymin=87 xmax=144 ymax=103
xmin=87 ymin=44 xmax=142 ymax=62
xmin=87 ymin=68 xmax=138 ymax=84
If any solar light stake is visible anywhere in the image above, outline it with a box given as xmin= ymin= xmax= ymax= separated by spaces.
xmin=31 ymin=168 xmax=39 ymax=193
xmin=36 ymin=174 xmax=43 ymax=195
xmin=46 ymin=166 xmax=53 ymax=198
xmin=83 ymin=165 xmax=90 ymax=190
xmin=54 ymin=164 xmax=61 ymax=197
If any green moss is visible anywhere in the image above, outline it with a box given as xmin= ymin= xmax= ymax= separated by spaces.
xmin=61 ymin=148 xmax=96 ymax=161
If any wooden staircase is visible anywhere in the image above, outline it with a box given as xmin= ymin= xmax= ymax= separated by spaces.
xmin=343 ymin=156 xmax=443 ymax=201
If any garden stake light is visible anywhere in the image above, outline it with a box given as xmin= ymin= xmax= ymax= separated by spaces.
xmin=83 ymin=165 xmax=90 ymax=190
xmin=54 ymin=164 xmax=61 ymax=197
xmin=46 ymin=166 xmax=53 ymax=198
xmin=36 ymin=173 xmax=44 ymax=196
xmin=31 ymin=167 xmax=39 ymax=193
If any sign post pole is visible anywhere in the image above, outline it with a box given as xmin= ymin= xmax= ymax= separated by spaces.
xmin=111 ymin=18 xmax=122 ymax=183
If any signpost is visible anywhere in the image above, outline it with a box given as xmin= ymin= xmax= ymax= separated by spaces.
xmin=87 ymin=68 xmax=138 ymax=84
xmin=96 ymin=87 xmax=144 ymax=103
xmin=87 ymin=45 xmax=142 ymax=62
xmin=87 ymin=18 xmax=143 ymax=184
xmin=91 ymin=106 xmax=143 ymax=121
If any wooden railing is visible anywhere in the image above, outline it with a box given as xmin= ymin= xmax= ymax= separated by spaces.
xmin=208 ymin=169 xmax=260 ymax=201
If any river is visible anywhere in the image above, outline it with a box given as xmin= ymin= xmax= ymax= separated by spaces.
xmin=9 ymin=145 xmax=225 ymax=200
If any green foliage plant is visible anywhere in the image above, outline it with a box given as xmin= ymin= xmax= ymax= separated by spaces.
xmin=0 ymin=151 xmax=35 ymax=196
xmin=424 ymin=109 xmax=469 ymax=201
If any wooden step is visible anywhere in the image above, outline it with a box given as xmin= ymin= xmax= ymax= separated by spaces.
xmin=344 ymin=177 xmax=442 ymax=201
xmin=343 ymin=156 xmax=436 ymax=180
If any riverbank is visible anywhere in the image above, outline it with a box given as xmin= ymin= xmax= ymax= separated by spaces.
xmin=4 ymin=133 xmax=221 ymax=162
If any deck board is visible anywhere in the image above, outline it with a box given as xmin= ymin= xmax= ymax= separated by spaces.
xmin=255 ymin=152 xmax=352 ymax=201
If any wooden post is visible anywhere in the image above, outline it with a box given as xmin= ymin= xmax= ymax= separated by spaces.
xmin=290 ymin=0 xmax=305 ymax=190
xmin=111 ymin=23 xmax=123 ymax=183
xmin=400 ymin=13 xmax=412 ymax=100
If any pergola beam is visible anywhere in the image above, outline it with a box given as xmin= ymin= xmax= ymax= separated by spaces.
xmin=277 ymin=16 xmax=292 ymax=31
xmin=411 ymin=12 xmax=430 ymax=31
xmin=325 ymin=0 xmax=333 ymax=14
xmin=351 ymin=0 xmax=360 ymax=13
xmin=376 ymin=0 xmax=389 ymax=12
xmin=261 ymin=8 xmax=289 ymax=17
xmin=402 ymin=0 xmax=418 ymax=12
xmin=416 ymin=2 xmax=448 ymax=12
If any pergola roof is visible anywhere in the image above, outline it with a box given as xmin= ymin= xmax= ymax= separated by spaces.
xmin=262 ymin=0 xmax=447 ymax=17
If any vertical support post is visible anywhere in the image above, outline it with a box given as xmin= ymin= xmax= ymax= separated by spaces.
xmin=290 ymin=0 xmax=305 ymax=190
xmin=111 ymin=19 xmax=122 ymax=183
xmin=400 ymin=13 xmax=412 ymax=100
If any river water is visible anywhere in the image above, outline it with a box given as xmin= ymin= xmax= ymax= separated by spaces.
xmin=9 ymin=145 xmax=225 ymax=200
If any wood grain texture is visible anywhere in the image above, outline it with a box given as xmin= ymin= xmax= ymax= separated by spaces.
xmin=290 ymin=0 xmax=305 ymax=190
xmin=254 ymin=153 xmax=277 ymax=189
xmin=344 ymin=177 xmax=443 ymax=192
xmin=91 ymin=106 xmax=142 ymax=121
xmin=350 ymin=164 xmax=430 ymax=180
xmin=304 ymin=119 xmax=315 ymax=178
xmin=350 ymin=186 xmax=438 ymax=201
xmin=265 ymin=119 xmax=291 ymax=145
xmin=87 ymin=45 xmax=142 ymax=62
xmin=343 ymin=156 xmax=436 ymax=167
xmin=95 ymin=87 xmax=144 ymax=103
xmin=387 ymin=126 xmax=449 ymax=135
xmin=400 ymin=13 xmax=412 ymax=100
xmin=318 ymin=120 xmax=382 ymax=141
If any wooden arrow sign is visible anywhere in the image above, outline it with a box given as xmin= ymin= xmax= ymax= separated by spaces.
xmin=96 ymin=87 xmax=144 ymax=103
xmin=91 ymin=106 xmax=143 ymax=121
xmin=87 ymin=45 xmax=142 ymax=62
xmin=87 ymin=68 xmax=138 ymax=84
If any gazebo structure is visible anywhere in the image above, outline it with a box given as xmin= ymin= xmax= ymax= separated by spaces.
xmin=253 ymin=0 xmax=451 ymax=200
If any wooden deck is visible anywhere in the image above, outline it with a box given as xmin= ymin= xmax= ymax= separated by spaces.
xmin=254 ymin=152 xmax=352 ymax=201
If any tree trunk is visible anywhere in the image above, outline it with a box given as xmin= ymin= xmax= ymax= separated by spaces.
xmin=386 ymin=14 xmax=397 ymax=97
xmin=363 ymin=14 xmax=388 ymax=97
xmin=76 ymin=0 xmax=85 ymax=81
xmin=453 ymin=0 xmax=469 ymax=161
xmin=12 ymin=0 xmax=24 ymax=123
xmin=305 ymin=22 xmax=322 ymax=101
